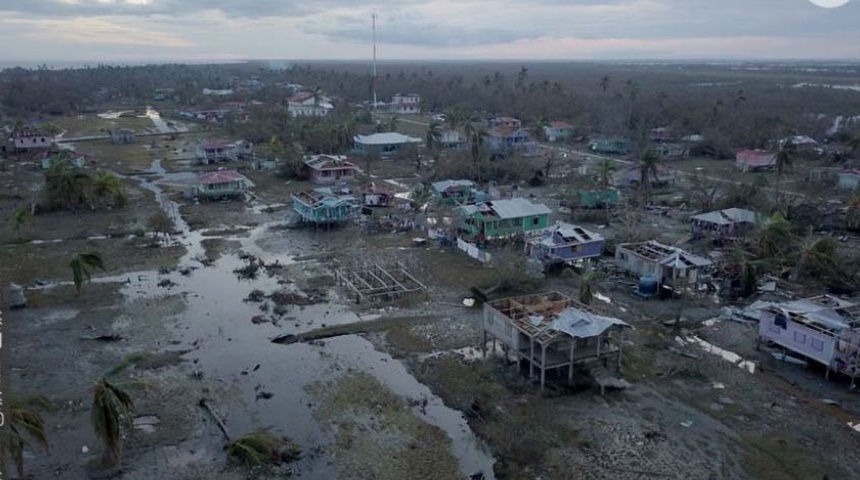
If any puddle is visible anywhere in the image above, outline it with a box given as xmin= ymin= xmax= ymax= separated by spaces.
xmin=133 ymin=415 xmax=161 ymax=434
xmin=686 ymin=336 xmax=756 ymax=374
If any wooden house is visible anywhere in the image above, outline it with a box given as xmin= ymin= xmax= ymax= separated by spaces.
xmin=524 ymin=222 xmax=604 ymax=267
xmin=589 ymin=137 xmax=631 ymax=154
xmin=431 ymin=179 xmax=480 ymax=205
xmin=304 ymin=155 xmax=360 ymax=185
xmin=291 ymin=189 xmax=358 ymax=225
xmin=691 ymin=207 xmax=758 ymax=240
xmin=616 ymin=165 xmax=675 ymax=188
xmin=543 ymin=121 xmax=574 ymax=142
xmin=482 ymin=291 xmax=630 ymax=389
xmin=756 ymin=295 xmax=860 ymax=388
xmin=457 ymin=198 xmax=551 ymax=243
xmin=13 ymin=129 xmax=54 ymax=151
xmin=196 ymin=170 xmax=247 ymax=200
xmin=358 ymin=182 xmax=397 ymax=207
xmin=483 ymin=126 xmax=536 ymax=154
xmin=736 ymin=149 xmax=776 ymax=172
xmin=837 ymin=170 xmax=860 ymax=190
xmin=614 ymin=240 xmax=712 ymax=289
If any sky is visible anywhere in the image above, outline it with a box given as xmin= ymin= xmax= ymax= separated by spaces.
xmin=1 ymin=0 xmax=859 ymax=63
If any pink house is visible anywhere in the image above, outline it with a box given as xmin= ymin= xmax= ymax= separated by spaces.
xmin=304 ymin=155 xmax=360 ymax=185
xmin=736 ymin=149 xmax=776 ymax=172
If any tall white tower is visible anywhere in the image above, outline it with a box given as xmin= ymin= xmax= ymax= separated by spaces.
xmin=372 ymin=11 xmax=378 ymax=109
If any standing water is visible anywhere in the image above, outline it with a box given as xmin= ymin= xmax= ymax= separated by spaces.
xmin=119 ymin=164 xmax=497 ymax=478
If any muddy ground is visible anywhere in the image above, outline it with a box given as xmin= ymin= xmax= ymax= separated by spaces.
xmin=4 ymin=115 xmax=860 ymax=480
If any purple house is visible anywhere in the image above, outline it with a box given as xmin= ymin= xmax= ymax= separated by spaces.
xmin=524 ymin=222 xmax=605 ymax=267
xmin=756 ymin=295 xmax=860 ymax=387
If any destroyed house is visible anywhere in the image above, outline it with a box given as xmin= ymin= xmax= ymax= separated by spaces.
xmin=525 ymin=222 xmax=605 ymax=267
xmin=291 ymin=189 xmax=357 ymax=225
xmin=304 ymin=155 xmax=360 ymax=185
xmin=691 ymin=208 xmax=758 ymax=239
xmin=576 ymin=188 xmax=619 ymax=209
xmin=757 ymin=295 xmax=860 ymax=387
xmin=458 ymin=198 xmax=551 ymax=242
xmin=483 ymin=292 xmax=630 ymax=389
xmin=736 ymin=149 xmax=776 ymax=172
xmin=615 ymin=240 xmax=712 ymax=288
xmin=431 ymin=179 xmax=479 ymax=205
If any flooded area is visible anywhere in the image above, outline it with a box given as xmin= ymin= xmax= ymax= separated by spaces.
xmin=109 ymin=169 xmax=498 ymax=478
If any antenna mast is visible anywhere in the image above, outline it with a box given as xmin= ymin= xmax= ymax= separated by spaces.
xmin=372 ymin=11 xmax=377 ymax=109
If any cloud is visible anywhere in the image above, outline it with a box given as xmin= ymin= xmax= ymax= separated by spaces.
xmin=1 ymin=15 xmax=193 ymax=47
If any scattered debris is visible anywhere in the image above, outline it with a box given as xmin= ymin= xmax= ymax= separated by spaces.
xmin=133 ymin=415 xmax=161 ymax=434
xmin=680 ymin=421 xmax=693 ymax=428
xmin=251 ymin=315 xmax=269 ymax=325
xmin=462 ymin=297 xmax=477 ymax=308
xmin=255 ymin=391 xmax=274 ymax=401
xmin=81 ymin=333 xmax=125 ymax=342
xmin=157 ymin=278 xmax=177 ymax=288
xmin=771 ymin=352 xmax=809 ymax=367
xmin=687 ymin=336 xmax=756 ymax=373
xmin=269 ymin=290 xmax=318 ymax=306
xmin=244 ymin=289 xmax=266 ymax=303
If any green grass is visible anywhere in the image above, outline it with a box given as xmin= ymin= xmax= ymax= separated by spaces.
xmin=53 ymin=115 xmax=154 ymax=138
xmin=741 ymin=434 xmax=837 ymax=480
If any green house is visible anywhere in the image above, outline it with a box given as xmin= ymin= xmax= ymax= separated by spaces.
xmin=576 ymin=188 xmax=619 ymax=209
xmin=458 ymin=198 xmax=552 ymax=242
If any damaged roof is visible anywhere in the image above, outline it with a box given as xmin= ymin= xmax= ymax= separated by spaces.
xmin=620 ymin=240 xmax=712 ymax=269
xmin=461 ymin=198 xmax=551 ymax=220
xmin=198 ymin=170 xmax=245 ymax=185
xmin=691 ymin=208 xmax=758 ymax=226
xmin=549 ymin=308 xmax=630 ymax=339
xmin=432 ymin=179 xmax=475 ymax=192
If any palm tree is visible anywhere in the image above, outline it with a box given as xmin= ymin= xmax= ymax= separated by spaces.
xmin=625 ymin=79 xmax=640 ymax=128
xmin=599 ymin=75 xmax=610 ymax=93
xmin=755 ymin=213 xmax=795 ymax=261
xmin=425 ymin=121 xmax=443 ymax=155
xmin=847 ymin=135 xmax=860 ymax=156
xmin=464 ymin=121 xmax=485 ymax=180
xmin=226 ymin=431 xmax=301 ymax=467
xmin=597 ymin=158 xmax=616 ymax=189
xmin=1 ymin=396 xmax=50 ymax=479
xmin=386 ymin=115 xmax=399 ymax=132
xmin=92 ymin=171 xmax=127 ymax=207
xmin=579 ymin=271 xmax=595 ymax=305
xmin=70 ymin=251 xmax=106 ymax=297
xmin=13 ymin=208 xmax=33 ymax=238
xmin=775 ymin=141 xmax=794 ymax=175
xmin=91 ymin=377 xmax=135 ymax=468
xmin=638 ymin=148 xmax=660 ymax=201
xmin=44 ymin=155 xmax=91 ymax=210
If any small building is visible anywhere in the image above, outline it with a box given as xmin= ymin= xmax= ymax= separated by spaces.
xmin=654 ymin=143 xmax=689 ymax=160
xmin=431 ymin=179 xmax=480 ymax=205
xmin=614 ymin=240 xmax=712 ymax=290
xmin=649 ymin=127 xmax=675 ymax=143
xmin=524 ymin=222 xmax=605 ymax=267
xmin=359 ymin=182 xmax=397 ymax=207
xmin=291 ymin=189 xmax=358 ymax=225
xmin=153 ymin=88 xmax=175 ymax=101
xmin=576 ymin=188 xmax=619 ymax=209
xmin=691 ymin=207 xmax=758 ymax=240
xmin=482 ymin=291 xmax=631 ymax=389
xmin=109 ymin=128 xmax=136 ymax=145
xmin=196 ymin=170 xmax=247 ymax=200
xmin=589 ymin=137 xmax=631 ymax=154
xmin=616 ymin=165 xmax=675 ymax=188
xmin=489 ymin=117 xmax=522 ymax=129
xmin=483 ymin=126 xmax=536 ymax=154
xmin=440 ymin=130 xmax=466 ymax=150
xmin=736 ymin=149 xmax=776 ymax=172
xmin=42 ymin=150 xmax=85 ymax=170
xmin=195 ymin=140 xmax=253 ymax=164
xmin=837 ymin=170 xmax=860 ymax=190
xmin=458 ymin=198 xmax=552 ymax=242
xmin=390 ymin=93 xmax=421 ymax=114
xmin=756 ymin=295 xmax=860 ymax=387
xmin=353 ymin=132 xmax=422 ymax=157
xmin=13 ymin=129 xmax=54 ymax=150
xmin=304 ymin=155 xmax=360 ymax=185
xmin=287 ymin=91 xmax=333 ymax=117
xmin=543 ymin=121 xmax=574 ymax=142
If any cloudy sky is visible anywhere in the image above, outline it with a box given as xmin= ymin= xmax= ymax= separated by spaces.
xmin=0 ymin=0 xmax=858 ymax=63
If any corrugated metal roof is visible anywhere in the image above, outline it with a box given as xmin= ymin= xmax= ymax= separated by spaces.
xmin=488 ymin=198 xmax=552 ymax=219
xmin=198 ymin=170 xmax=244 ymax=185
xmin=549 ymin=308 xmax=630 ymax=339
xmin=354 ymin=132 xmax=422 ymax=146
xmin=432 ymin=179 xmax=474 ymax=192
xmin=692 ymin=208 xmax=757 ymax=226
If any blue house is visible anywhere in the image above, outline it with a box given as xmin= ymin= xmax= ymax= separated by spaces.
xmin=524 ymin=222 xmax=605 ymax=267
xmin=291 ymin=188 xmax=358 ymax=226
xmin=484 ymin=126 xmax=536 ymax=155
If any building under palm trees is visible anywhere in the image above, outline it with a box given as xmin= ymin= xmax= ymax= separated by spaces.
xmin=353 ymin=132 xmax=422 ymax=157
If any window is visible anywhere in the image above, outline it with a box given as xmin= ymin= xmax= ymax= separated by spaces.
xmin=793 ymin=331 xmax=806 ymax=344
xmin=532 ymin=217 xmax=540 ymax=226
xmin=774 ymin=313 xmax=788 ymax=329
xmin=810 ymin=338 xmax=824 ymax=352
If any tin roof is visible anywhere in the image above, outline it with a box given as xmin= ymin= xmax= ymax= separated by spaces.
xmin=550 ymin=308 xmax=630 ymax=339
xmin=304 ymin=155 xmax=358 ymax=171
xmin=691 ymin=208 xmax=758 ymax=226
xmin=432 ymin=179 xmax=474 ymax=192
xmin=461 ymin=198 xmax=551 ymax=220
xmin=198 ymin=170 xmax=244 ymax=185
xmin=354 ymin=132 xmax=422 ymax=146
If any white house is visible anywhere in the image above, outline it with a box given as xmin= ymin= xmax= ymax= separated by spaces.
xmin=391 ymin=93 xmax=421 ymax=114
xmin=543 ymin=121 xmax=574 ymax=142
xmin=13 ymin=129 xmax=54 ymax=150
xmin=287 ymin=91 xmax=334 ymax=117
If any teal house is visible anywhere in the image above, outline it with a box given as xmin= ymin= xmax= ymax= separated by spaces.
xmin=291 ymin=188 xmax=358 ymax=225
xmin=589 ymin=138 xmax=631 ymax=154
xmin=458 ymin=198 xmax=552 ymax=242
